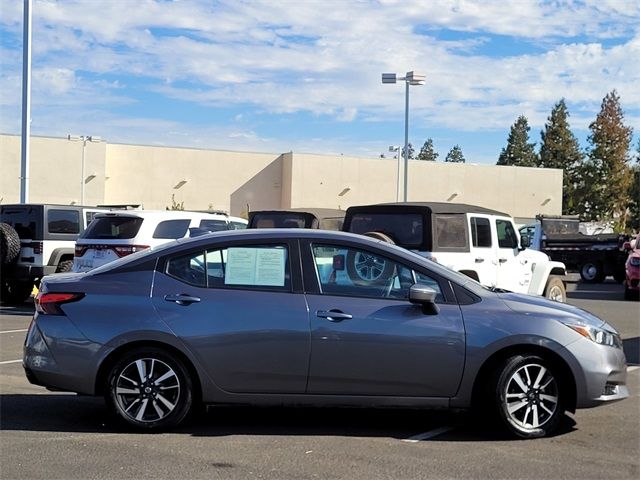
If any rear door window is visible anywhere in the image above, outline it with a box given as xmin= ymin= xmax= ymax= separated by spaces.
xmin=153 ymin=219 xmax=190 ymax=239
xmin=48 ymin=209 xmax=80 ymax=234
xmin=81 ymin=216 xmax=144 ymax=239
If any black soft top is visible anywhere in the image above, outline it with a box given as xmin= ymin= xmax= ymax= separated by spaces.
xmin=360 ymin=202 xmax=508 ymax=216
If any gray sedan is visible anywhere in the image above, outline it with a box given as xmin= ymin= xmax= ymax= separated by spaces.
xmin=23 ymin=229 xmax=628 ymax=438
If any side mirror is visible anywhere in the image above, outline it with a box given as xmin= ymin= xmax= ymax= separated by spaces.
xmin=520 ymin=236 xmax=530 ymax=249
xmin=409 ymin=284 xmax=440 ymax=315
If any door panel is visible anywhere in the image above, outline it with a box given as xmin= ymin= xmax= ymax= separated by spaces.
xmin=151 ymin=243 xmax=310 ymax=394
xmin=495 ymin=218 xmax=531 ymax=293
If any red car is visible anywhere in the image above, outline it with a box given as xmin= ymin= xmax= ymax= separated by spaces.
xmin=624 ymin=234 xmax=640 ymax=300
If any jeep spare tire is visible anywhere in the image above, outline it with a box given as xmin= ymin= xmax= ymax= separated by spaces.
xmin=362 ymin=231 xmax=395 ymax=244
xmin=0 ymin=223 xmax=20 ymax=265
xmin=346 ymin=232 xmax=396 ymax=286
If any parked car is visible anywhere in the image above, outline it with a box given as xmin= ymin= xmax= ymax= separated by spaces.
xmin=342 ymin=203 xmax=568 ymax=302
xmin=26 ymin=229 xmax=627 ymax=437
xmin=520 ymin=215 xmax=628 ymax=283
xmin=623 ymin=234 xmax=640 ymax=300
xmin=73 ymin=210 xmax=247 ymax=272
xmin=0 ymin=203 xmax=110 ymax=304
xmin=248 ymin=208 xmax=345 ymax=230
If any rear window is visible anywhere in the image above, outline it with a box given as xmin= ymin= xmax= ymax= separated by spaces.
xmin=153 ymin=219 xmax=190 ymax=239
xmin=347 ymin=213 xmax=422 ymax=248
xmin=81 ymin=216 xmax=144 ymax=239
xmin=48 ymin=209 xmax=80 ymax=234
xmin=0 ymin=206 xmax=42 ymax=239
xmin=199 ymin=219 xmax=230 ymax=232
xmin=470 ymin=217 xmax=492 ymax=247
xmin=251 ymin=213 xmax=309 ymax=229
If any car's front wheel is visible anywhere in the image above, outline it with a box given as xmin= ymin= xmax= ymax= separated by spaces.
xmin=106 ymin=347 xmax=193 ymax=430
xmin=492 ymin=354 xmax=565 ymax=438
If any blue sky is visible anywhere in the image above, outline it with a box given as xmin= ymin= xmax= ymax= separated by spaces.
xmin=1 ymin=0 xmax=639 ymax=163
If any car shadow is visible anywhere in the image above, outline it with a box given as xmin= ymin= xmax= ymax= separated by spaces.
xmin=0 ymin=394 xmax=576 ymax=440
xmin=566 ymin=279 xmax=626 ymax=301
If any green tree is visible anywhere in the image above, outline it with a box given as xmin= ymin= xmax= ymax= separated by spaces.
xmin=497 ymin=115 xmax=539 ymax=167
xmin=417 ymin=138 xmax=438 ymax=161
xmin=539 ymin=99 xmax=584 ymax=215
xmin=445 ymin=145 xmax=465 ymax=163
xmin=576 ymin=90 xmax=633 ymax=229
xmin=401 ymin=143 xmax=415 ymax=160
xmin=627 ymin=139 xmax=640 ymax=232
xmin=166 ymin=194 xmax=184 ymax=211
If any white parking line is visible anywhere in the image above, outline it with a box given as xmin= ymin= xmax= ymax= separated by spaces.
xmin=0 ymin=329 xmax=28 ymax=334
xmin=402 ymin=426 xmax=454 ymax=443
xmin=0 ymin=359 xmax=22 ymax=365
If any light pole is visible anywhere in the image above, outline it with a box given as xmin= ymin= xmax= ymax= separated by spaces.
xmin=388 ymin=145 xmax=400 ymax=201
xmin=68 ymin=135 xmax=102 ymax=205
xmin=382 ymin=71 xmax=426 ymax=202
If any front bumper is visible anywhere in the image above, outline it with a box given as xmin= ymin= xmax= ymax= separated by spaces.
xmin=562 ymin=337 xmax=629 ymax=408
xmin=23 ymin=313 xmax=105 ymax=394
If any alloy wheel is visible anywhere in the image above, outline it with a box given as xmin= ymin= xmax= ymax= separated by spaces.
xmin=504 ymin=363 xmax=558 ymax=430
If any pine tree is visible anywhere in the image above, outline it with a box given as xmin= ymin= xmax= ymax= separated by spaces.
xmin=576 ymin=90 xmax=633 ymax=228
xmin=417 ymin=138 xmax=438 ymax=161
xmin=445 ymin=145 xmax=465 ymax=163
xmin=627 ymin=139 xmax=640 ymax=232
xmin=539 ymin=99 xmax=584 ymax=215
xmin=401 ymin=143 xmax=415 ymax=160
xmin=497 ymin=115 xmax=539 ymax=167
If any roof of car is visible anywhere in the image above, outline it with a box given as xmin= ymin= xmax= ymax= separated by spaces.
xmin=249 ymin=208 xmax=345 ymax=219
xmin=347 ymin=202 xmax=509 ymax=216
xmin=93 ymin=210 xmax=231 ymax=219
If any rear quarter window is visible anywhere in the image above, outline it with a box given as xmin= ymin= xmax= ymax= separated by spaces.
xmin=434 ymin=214 xmax=468 ymax=251
xmin=153 ymin=219 xmax=191 ymax=239
xmin=48 ymin=209 xmax=80 ymax=234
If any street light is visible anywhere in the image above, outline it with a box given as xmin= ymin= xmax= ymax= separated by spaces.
xmin=388 ymin=145 xmax=400 ymax=201
xmin=382 ymin=71 xmax=426 ymax=202
xmin=68 ymin=135 xmax=102 ymax=205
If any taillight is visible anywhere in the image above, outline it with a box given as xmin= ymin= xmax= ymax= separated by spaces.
xmin=32 ymin=242 xmax=43 ymax=254
xmin=113 ymin=245 xmax=149 ymax=257
xmin=75 ymin=245 xmax=88 ymax=257
xmin=35 ymin=292 xmax=85 ymax=315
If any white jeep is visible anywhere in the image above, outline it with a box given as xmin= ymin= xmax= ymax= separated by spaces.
xmin=343 ymin=202 xmax=567 ymax=302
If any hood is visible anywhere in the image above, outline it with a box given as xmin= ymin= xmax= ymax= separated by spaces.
xmin=497 ymin=292 xmax=606 ymax=329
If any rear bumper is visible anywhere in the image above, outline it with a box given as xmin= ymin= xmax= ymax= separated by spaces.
xmin=23 ymin=313 xmax=105 ymax=394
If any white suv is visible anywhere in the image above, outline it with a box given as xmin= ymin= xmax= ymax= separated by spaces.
xmin=343 ymin=202 xmax=568 ymax=302
xmin=73 ymin=210 xmax=247 ymax=272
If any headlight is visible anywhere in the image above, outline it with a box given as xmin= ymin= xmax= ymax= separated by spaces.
xmin=629 ymin=257 xmax=640 ymax=267
xmin=565 ymin=323 xmax=622 ymax=348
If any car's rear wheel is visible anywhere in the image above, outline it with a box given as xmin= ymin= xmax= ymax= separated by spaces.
xmin=492 ymin=355 xmax=564 ymax=438
xmin=56 ymin=259 xmax=74 ymax=273
xmin=106 ymin=347 xmax=193 ymax=430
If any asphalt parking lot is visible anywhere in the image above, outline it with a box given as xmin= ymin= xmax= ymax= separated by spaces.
xmin=1 ymin=275 xmax=639 ymax=480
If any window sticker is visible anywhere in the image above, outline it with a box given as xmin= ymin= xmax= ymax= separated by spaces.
xmin=224 ymin=247 xmax=286 ymax=287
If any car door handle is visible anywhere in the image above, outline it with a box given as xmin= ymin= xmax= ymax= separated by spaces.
xmin=164 ymin=294 xmax=201 ymax=305
xmin=475 ymin=258 xmax=484 ymax=263
xmin=498 ymin=258 xmax=508 ymax=263
xmin=316 ymin=310 xmax=352 ymax=322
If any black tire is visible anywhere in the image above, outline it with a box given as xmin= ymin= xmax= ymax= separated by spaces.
xmin=613 ymin=270 xmax=626 ymax=284
xmin=56 ymin=259 xmax=74 ymax=273
xmin=0 ymin=222 xmax=21 ymax=265
xmin=579 ymin=262 xmax=605 ymax=283
xmin=544 ymin=276 xmax=566 ymax=303
xmin=491 ymin=354 xmax=565 ymax=439
xmin=0 ymin=280 xmax=33 ymax=305
xmin=346 ymin=248 xmax=396 ymax=286
xmin=105 ymin=347 xmax=193 ymax=430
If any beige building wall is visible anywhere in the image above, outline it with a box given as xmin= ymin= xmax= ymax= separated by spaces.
xmin=1 ymin=134 xmax=106 ymax=206
xmin=1 ymin=134 xmax=562 ymax=220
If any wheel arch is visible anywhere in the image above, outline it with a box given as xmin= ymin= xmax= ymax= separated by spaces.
xmin=470 ymin=344 xmax=577 ymax=413
xmin=95 ymin=340 xmax=203 ymax=404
